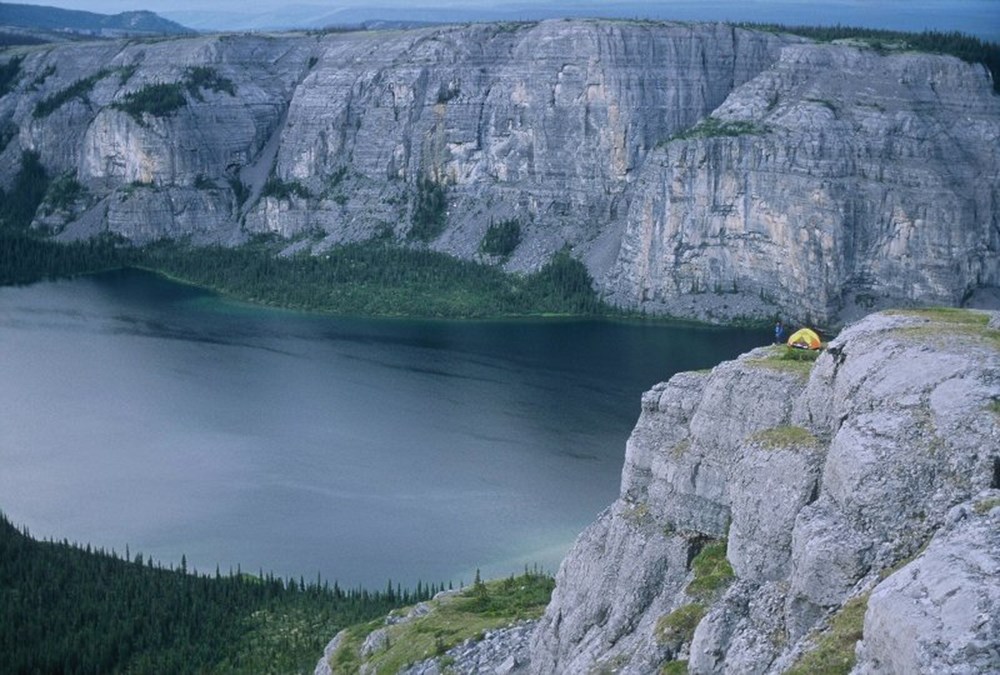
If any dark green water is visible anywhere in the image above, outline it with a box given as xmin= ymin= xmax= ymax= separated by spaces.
xmin=0 ymin=270 xmax=767 ymax=588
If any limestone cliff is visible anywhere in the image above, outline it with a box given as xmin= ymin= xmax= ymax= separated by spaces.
xmin=1 ymin=21 xmax=998 ymax=324
xmin=528 ymin=308 xmax=1000 ymax=674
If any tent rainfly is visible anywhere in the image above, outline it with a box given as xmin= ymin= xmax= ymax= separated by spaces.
xmin=786 ymin=328 xmax=822 ymax=350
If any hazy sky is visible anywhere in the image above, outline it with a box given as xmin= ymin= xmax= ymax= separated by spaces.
xmin=16 ymin=0 xmax=1000 ymax=40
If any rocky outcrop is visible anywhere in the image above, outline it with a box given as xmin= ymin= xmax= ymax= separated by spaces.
xmin=528 ymin=309 xmax=1000 ymax=673
xmin=855 ymin=496 xmax=1000 ymax=674
xmin=2 ymin=21 xmax=998 ymax=323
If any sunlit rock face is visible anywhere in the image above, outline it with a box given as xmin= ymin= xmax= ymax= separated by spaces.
xmin=528 ymin=309 xmax=1000 ymax=674
xmin=3 ymin=21 xmax=998 ymax=323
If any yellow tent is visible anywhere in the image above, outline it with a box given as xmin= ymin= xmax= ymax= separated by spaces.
xmin=786 ymin=328 xmax=822 ymax=350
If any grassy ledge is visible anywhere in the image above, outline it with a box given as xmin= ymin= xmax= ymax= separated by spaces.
xmin=685 ymin=540 xmax=734 ymax=601
xmin=887 ymin=308 xmax=1000 ymax=352
xmin=786 ymin=594 xmax=869 ymax=675
xmin=329 ymin=571 xmax=554 ymax=674
xmin=747 ymin=345 xmax=821 ymax=377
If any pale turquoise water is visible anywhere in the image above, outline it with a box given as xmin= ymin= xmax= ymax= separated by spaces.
xmin=0 ymin=270 xmax=767 ymax=588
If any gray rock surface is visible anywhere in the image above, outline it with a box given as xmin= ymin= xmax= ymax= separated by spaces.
xmin=854 ymin=493 xmax=1000 ymax=675
xmin=2 ymin=22 xmax=997 ymax=324
xmin=528 ymin=309 xmax=1000 ymax=673
xmin=403 ymin=621 xmax=536 ymax=675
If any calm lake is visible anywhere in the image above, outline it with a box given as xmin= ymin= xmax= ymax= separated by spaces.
xmin=0 ymin=270 xmax=766 ymax=588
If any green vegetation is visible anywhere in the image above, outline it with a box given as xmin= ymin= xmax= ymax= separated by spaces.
xmin=330 ymin=570 xmax=553 ymax=674
xmin=0 ymin=234 xmax=127 ymax=285
xmin=0 ymin=119 xmax=17 ymax=153
xmin=889 ymin=308 xmax=1000 ymax=352
xmin=137 ymin=239 xmax=607 ymax=318
xmin=661 ymin=660 xmax=689 ymax=675
xmin=261 ymin=176 xmax=311 ymax=200
xmin=107 ymin=67 xmax=235 ymax=123
xmin=30 ymin=64 xmax=56 ymax=89
xmin=194 ymin=173 xmax=216 ymax=190
xmin=112 ymin=82 xmax=187 ymax=122
xmin=624 ymin=501 xmax=652 ymax=526
xmin=0 ymin=151 xmax=49 ymax=231
xmin=786 ymin=594 xmax=868 ymax=675
xmin=973 ymin=496 xmax=1000 ymax=515
xmin=0 ymin=512 xmax=435 ymax=674
xmin=748 ymin=344 xmax=821 ymax=377
xmin=0 ymin=55 xmax=24 ymax=96
xmin=118 ymin=63 xmax=138 ymax=85
xmin=739 ymin=24 xmax=1000 ymax=94
xmin=43 ymin=172 xmax=86 ymax=215
xmin=184 ymin=66 xmax=236 ymax=100
xmin=229 ymin=176 xmax=250 ymax=208
xmin=479 ymin=218 xmax=522 ymax=259
xmin=436 ymin=82 xmax=460 ymax=103
xmin=655 ymin=603 xmax=706 ymax=646
xmin=988 ymin=399 xmax=1000 ymax=417
xmin=33 ymin=68 xmax=113 ymax=118
xmin=409 ymin=176 xmax=448 ymax=241
xmin=669 ymin=117 xmax=768 ymax=142
xmin=886 ymin=307 xmax=990 ymax=325
xmin=751 ymin=425 xmax=819 ymax=449
xmin=671 ymin=439 xmax=692 ymax=457
xmin=685 ymin=540 xmax=734 ymax=600
xmin=0 ymin=223 xmax=610 ymax=319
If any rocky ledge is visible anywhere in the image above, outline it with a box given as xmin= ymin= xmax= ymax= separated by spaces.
xmin=528 ymin=308 xmax=999 ymax=673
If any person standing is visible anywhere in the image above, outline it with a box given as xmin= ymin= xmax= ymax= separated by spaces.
xmin=774 ymin=320 xmax=785 ymax=344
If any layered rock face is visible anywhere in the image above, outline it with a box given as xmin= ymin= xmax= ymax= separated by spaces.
xmin=2 ymin=21 xmax=998 ymax=323
xmin=528 ymin=309 xmax=1000 ymax=673
xmin=603 ymin=44 xmax=1000 ymax=324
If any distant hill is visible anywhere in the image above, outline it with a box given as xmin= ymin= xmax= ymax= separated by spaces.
xmin=0 ymin=2 xmax=194 ymax=42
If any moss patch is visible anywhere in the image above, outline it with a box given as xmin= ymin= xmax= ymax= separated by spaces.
xmin=329 ymin=572 xmax=553 ymax=674
xmin=786 ymin=594 xmax=868 ymax=675
xmin=656 ymin=604 xmax=706 ymax=646
xmin=686 ymin=541 xmax=734 ymax=600
xmin=671 ymin=439 xmax=691 ymax=457
xmin=751 ymin=425 xmax=818 ymax=449
xmin=973 ymin=497 xmax=1000 ymax=515
xmin=660 ymin=660 xmax=689 ymax=675
xmin=623 ymin=501 xmax=652 ymax=526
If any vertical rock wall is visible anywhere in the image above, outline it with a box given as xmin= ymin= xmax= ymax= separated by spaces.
xmin=528 ymin=310 xmax=1000 ymax=673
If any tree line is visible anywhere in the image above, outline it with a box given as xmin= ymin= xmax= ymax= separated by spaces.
xmin=742 ymin=23 xmax=1000 ymax=93
xmin=0 ymin=232 xmax=611 ymax=318
xmin=0 ymin=512 xmax=441 ymax=674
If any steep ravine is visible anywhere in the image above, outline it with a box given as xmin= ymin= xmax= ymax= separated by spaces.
xmin=330 ymin=309 xmax=999 ymax=673
xmin=2 ymin=20 xmax=997 ymax=325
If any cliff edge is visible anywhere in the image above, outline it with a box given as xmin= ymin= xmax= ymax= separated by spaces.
xmin=2 ymin=21 xmax=998 ymax=324
xmin=529 ymin=308 xmax=999 ymax=673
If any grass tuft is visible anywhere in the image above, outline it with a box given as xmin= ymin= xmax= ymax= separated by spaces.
xmin=329 ymin=571 xmax=553 ymax=674
xmin=973 ymin=497 xmax=1000 ymax=515
xmin=786 ymin=594 xmax=868 ymax=675
xmin=655 ymin=604 xmax=706 ymax=646
xmin=889 ymin=308 xmax=999 ymax=352
xmin=751 ymin=425 xmax=818 ymax=449
xmin=747 ymin=345 xmax=820 ymax=377
xmin=686 ymin=540 xmax=734 ymax=600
